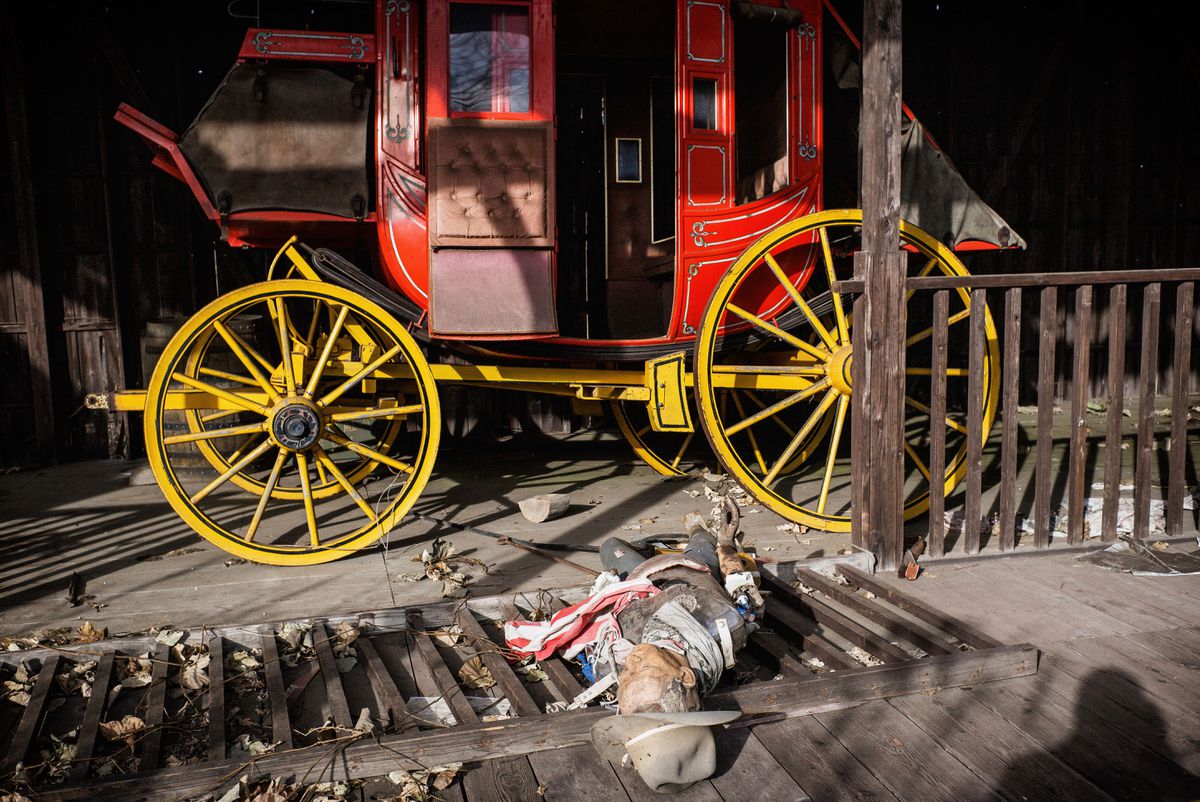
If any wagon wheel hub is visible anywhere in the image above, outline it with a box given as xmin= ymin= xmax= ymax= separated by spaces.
xmin=827 ymin=345 xmax=854 ymax=397
xmin=270 ymin=398 xmax=324 ymax=452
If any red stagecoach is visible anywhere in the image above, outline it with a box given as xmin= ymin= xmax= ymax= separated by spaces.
xmin=111 ymin=0 xmax=1019 ymax=564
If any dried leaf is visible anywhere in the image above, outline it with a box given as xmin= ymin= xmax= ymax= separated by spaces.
xmin=77 ymin=621 xmax=106 ymax=643
xmin=6 ymin=690 xmax=30 ymax=707
xmin=1151 ymin=541 xmax=1170 ymax=551
xmin=334 ymin=654 xmax=357 ymax=673
xmin=225 ymin=649 xmax=262 ymax=673
xmin=179 ymin=653 xmax=211 ymax=690
xmin=515 ymin=662 xmax=548 ymax=684
xmin=331 ymin=621 xmax=360 ymax=648
xmin=98 ymin=715 xmax=146 ymax=745
xmin=154 ymin=630 xmax=185 ymax=647
xmin=433 ymin=625 xmax=465 ymax=647
xmin=457 ymin=656 xmax=495 ymax=690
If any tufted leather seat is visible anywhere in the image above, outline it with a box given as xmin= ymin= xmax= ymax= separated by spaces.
xmin=428 ymin=119 xmax=553 ymax=246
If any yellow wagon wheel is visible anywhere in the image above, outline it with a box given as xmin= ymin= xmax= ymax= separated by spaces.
xmin=180 ymin=308 xmax=403 ymax=500
xmin=144 ymin=279 xmax=440 ymax=565
xmin=694 ymin=209 xmax=1000 ymax=531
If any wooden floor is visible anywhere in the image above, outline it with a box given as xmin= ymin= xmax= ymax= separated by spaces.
xmin=428 ymin=551 xmax=1200 ymax=802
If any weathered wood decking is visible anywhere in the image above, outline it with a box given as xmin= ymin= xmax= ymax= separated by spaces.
xmin=451 ymin=551 xmax=1199 ymax=802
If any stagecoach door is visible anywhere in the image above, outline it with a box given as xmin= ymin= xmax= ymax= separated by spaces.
xmin=424 ymin=0 xmax=557 ymax=338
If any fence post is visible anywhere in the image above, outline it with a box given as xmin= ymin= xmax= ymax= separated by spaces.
xmin=853 ymin=0 xmax=905 ymax=571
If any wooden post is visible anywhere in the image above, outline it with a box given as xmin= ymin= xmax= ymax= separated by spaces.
xmin=853 ymin=0 xmax=904 ymax=571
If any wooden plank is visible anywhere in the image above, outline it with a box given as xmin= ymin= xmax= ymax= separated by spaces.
xmin=928 ymin=290 xmax=949 ymax=557
xmin=858 ymin=0 xmax=905 ymax=575
xmin=1067 ymin=285 xmax=1093 ymax=544
xmin=455 ymin=608 xmax=540 ymax=717
xmin=356 ymin=635 xmax=415 ymax=734
xmin=463 ymin=756 xmax=542 ymax=802
xmin=888 ymin=688 xmax=1115 ymax=802
xmin=1061 ymin=635 xmax=1200 ymax=716
xmin=527 ymin=743 xmax=629 ymax=801
xmin=794 ymin=568 xmax=956 ymax=656
xmin=967 ymin=657 xmax=1200 ymax=797
xmin=68 ymin=652 xmax=115 ymax=781
xmin=707 ymin=730 xmax=809 ymax=801
xmin=753 ymin=715 xmax=897 ymax=801
xmin=207 ymin=635 xmax=225 ymax=762
xmin=998 ymin=287 xmax=1021 ymax=552
xmin=35 ymin=645 xmax=1039 ymax=801
xmin=747 ymin=628 xmax=809 ymax=676
xmin=1134 ymin=282 xmax=1162 ymax=540
xmin=312 ymin=621 xmax=353 ymax=730
xmin=964 ymin=287 xmax=988 ymax=554
xmin=763 ymin=570 xmax=914 ymax=663
xmin=761 ymin=601 xmax=859 ymax=670
xmin=1101 ymin=284 xmax=1128 ymax=541
xmin=1034 ymin=285 xmax=1058 ymax=549
xmin=815 ymin=699 xmax=997 ymax=800
xmin=259 ymin=628 xmax=294 ymax=751
xmin=832 ymin=565 xmax=1001 ymax=650
xmin=137 ymin=643 xmax=172 ymax=771
xmin=1 ymin=655 xmax=59 ymax=773
xmin=1166 ymin=281 xmax=1194 ymax=537
xmin=406 ymin=610 xmax=479 ymax=727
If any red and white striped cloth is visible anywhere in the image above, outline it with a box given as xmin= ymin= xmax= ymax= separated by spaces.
xmin=504 ymin=578 xmax=659 ymax=661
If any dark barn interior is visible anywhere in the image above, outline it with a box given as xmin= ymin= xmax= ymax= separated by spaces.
xmin=1 ymin=0 xmax=1198 ymax=467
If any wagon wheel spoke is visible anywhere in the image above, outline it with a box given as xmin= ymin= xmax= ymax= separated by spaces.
xmin=904 ymin=395 xmax=969 ymax=435
xmin=295 ymin=453 xmax=320 ymax=547
xmin=173 ymin=373 xmax=271 ymax=416
xmin=725 ymin=379 xmax=829 ymax=437
xmin=818 ymin=228 xmax=850 ymax=344
xmin=190 ymin=439 xmax=276 ymax=503
xmin=904 ymin=257 xmax=939 ymax=304
xmin=905 ymin=366 xmax=971 ymax=378
xmin=903 ymin=439 xmax=932 ymax=482
xmin=197 ymin=366 xmax=261 ymax=388
xmin=765 ymin=389 xmax=839 ymax=486
xmin=273 ymin=298 xmax=297 ymax=396
xmin=163 ymin=421 xmax=265 ymax=446
xmin=905 ymin=307 xmax=971 ymax=348
xmin=305 ymin=304 xmax=350 ymax=397
xmin=314 ymin=445 xmax=378 ymax=524
xmin=329 ymin=403 xmax=425 ymax=424
xmin=725 ymin=303 xmax=830 ymax=362
xmin=212 ymin=319 xmax=281 ymax=403
xmin=730 ymin=392 xmax=768 ymax=474
xmin=325 ymin=428 xmax=414 ymax=474
xmin=817 ymin=396 xmax=850 ymax=515
xmin=319 ymin=344 xmax=404 ymax=408
xmin=201 ymin=409 xmax=243 ymax=424
xmin=740 ymin=390 xmax=797 ymax=438
xmin=246 ymin=449 xmax=289 ymax=542
xmin=763 ymin=252 xmax=838 ymax=350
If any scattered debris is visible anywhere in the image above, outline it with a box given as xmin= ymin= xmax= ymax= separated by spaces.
xmin=77 ymin=621 xmax=107 ymax=643
xmin=98 ymin=715 xmax=146 ymax=747
xmin=1079 ymin=537 xmax=1200 ymax=576
xmin=432 ymin=625 xmax=465 ymax=648
xmin=457 ymin=656 xmax=495 ymax=690
xmin=518 ymin=493 xmax=571 ymax=523
xmin=900 ymin=538 xmax=926 ymax=581
xmin=387 ymin=762 xmax=462 ymax=801
xmin=847 ymin=647 xmax=883 ymax=667
xmin=515 ymin=659 xmax=548 ymax=684
xmin=411 ymin=537 xmax=490 ymax=598
xmin=3 ymin=662 xmax=33 ymax=706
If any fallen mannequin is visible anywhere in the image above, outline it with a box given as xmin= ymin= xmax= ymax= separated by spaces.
xmin=505 ymin=498 xmax=762 ymax=793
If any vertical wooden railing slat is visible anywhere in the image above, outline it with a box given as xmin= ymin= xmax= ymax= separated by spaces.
xmin=259 ymin=628 xmax=294 ymax=751
xmin=313 ymin=621 xmax=354 ymax=730
xmin=999 ymin=287 xmax=1022 ymax=551
xmin=207 ymin=635 xmax=225 ymax=762
xmin=927 ymin=290 xmax=949 ymax=557
xmin=1166 ymin=281 xmax=1195 ymax=536
xmin=138 ymin=642 xmax=172 ymax=771
xmin=963 ymin=288 xmax=987 ymax=554
xmin=1101 ymin=284 xmax=1128 ymax=541
xmin=1067 ymin=286 xmax=1093 ymax=544
xmin=69 ymin=652 xmax=115 ymax=781
xmin=1034 ymin=286 xmax=1059 ymax=548
xmin=1134 ymin=283 xmax=1162 ymax=540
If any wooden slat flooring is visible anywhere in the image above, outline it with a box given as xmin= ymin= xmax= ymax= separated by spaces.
xmin=453 ymin=552 xmax=1200 ymax=802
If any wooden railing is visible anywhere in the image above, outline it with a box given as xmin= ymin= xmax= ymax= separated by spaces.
xmin=841 ymin=268 xmax=1200 ymax=559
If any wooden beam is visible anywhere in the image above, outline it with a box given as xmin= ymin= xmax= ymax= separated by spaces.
xmin=2 ymin=656 xmax=60 ymax=774
xmin=856 ymin=0 xmax=905 ymax=571
xmin=35 ymin=645 xmax=1039 ymax=801
xmin=1133 ymin=283 xmax=1162 ymax=540
xmin=259 ymin=628 xmax=295 ymax=750
xmin=1101 ymin=285 xmax=1128 ymax=541
xmin=1165 ymin=282 xmax=1194 ymax=537
xmin=1067 ymin=286 xmax=1093 ymax=544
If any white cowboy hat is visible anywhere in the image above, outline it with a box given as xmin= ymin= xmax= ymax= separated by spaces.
xmin=590 ymin=710 xmax=741 ymax=794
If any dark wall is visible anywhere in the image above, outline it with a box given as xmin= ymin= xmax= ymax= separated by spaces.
xmin=1 ymin=1 xmax=1197 ymax=465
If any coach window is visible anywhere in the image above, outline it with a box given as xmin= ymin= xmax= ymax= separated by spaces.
xmin=449 ymin=2 xmax=531 ymax=114
xmin=733 ymin=12 xmax=789 ymax=202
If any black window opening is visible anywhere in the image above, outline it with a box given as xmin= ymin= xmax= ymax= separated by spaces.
xmin=692 ymin=77 xmax=718 ymax=131
xmin=651 ymin=74 xmax=675 ymax=243
xmin=734 ymin=15 xmax=789 ymax=203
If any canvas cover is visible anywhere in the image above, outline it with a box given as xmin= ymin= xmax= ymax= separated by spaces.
xmin=179 ymin=63 xmax=370 ymax=218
